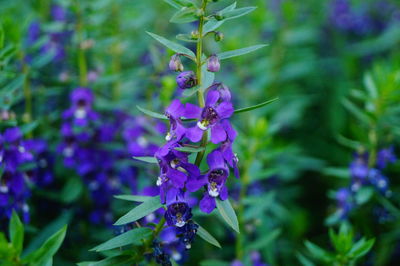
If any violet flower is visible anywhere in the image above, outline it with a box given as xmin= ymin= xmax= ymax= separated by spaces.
xmin=186 ymin=89 xmax=234 ymax=144
xmin=165 ymin=190 xmax=192 ymax=227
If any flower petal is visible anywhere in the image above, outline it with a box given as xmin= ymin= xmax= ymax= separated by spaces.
xmin=215 ymin=102 xmax=234 ymax=119
xmin=211 ymin=123 xmax=227 ymax=144
xmin=200 ymin=194 xmax=216 ymax=213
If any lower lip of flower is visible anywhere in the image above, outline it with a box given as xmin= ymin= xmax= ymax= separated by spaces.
xmin=0 ymin=185 xmax=9 ymax=193
xmin=176 ymin=219 xmax=186 ymax=227
xmin=74 ymin=108 xmax=87 ymax=119
xmin=63 ymin=147 xmax=74 ymax=157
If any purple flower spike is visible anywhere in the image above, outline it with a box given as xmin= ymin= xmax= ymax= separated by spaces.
xmin=176 ymin=71 xmax=197 ymax=89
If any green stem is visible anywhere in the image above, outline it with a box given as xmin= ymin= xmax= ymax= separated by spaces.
xmin=21 ymin=52 xmax=32 ymax=127
xmin=235 ymin=140 xmax=258 ymax=260
xmin=142 ymin=216 xmax=166 ymax=256
xmin=194 ymin=0 xmax=208 ymax=166
xmin=76 ymin=1 xmax=88 ymax=87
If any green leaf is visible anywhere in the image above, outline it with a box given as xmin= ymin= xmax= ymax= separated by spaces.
xmin=170 ymin=7 xmax=197 ymax=23
xmin=342 ymin=98 xmax=371 ymax=125
xmin=203 ymin=2 xmax=237 ymax=33
xmin=304 ymin=241 xmax=332 ymax=263
xmin=132 ymin=156 xmax=158 ymax=164
xmin=182 ymin=87 xmax=199 ymax=97
xmin=220 ymin=7 xmax=257 ymax=20
xmin=136 ymin=105 xmax=168 ymax=120
xmin=1 ymin=75 xmax=24 ymax=96
xmin=114 ymin=195 xmax=153 ymax=202
xmin=355 ymin=187 xmax=374 ymax=205
xmin=90 ymin=227 xmax=152 ymax=252
xmin=196 ymin=223 xmax=221 ymax=248
xmin=147 ymin=32 xmax=195 ymax=58
xmin=200 ymin=260 xmax=230 ymax=266
xmin=9 ymin=211 xmax=24 ymax=255
xmin=201 ymin=64 xmax=215 ymax=91
xmin=234 ymin=97 xmax=278 ymax=114
xmin=217 ymin=44 xmax=267 ymax=60
xmin=216 ymin=199 xmax=239 ymax=233
xmin=296 ymin=252 xmax=316 ymax=266
xmin=174 ymin=146 xmax=205 ymax=153
xmin=363 ymin=73 xmax=378 ymax=99
xmin=0 ymin=23 xmax=4 ymax=49
xmin=350 ymin=238 xmax=375 ymax=259
xmin=114 ymin=196 xmax=163 ymax=225
xmin=246 ymin=228 xmax=281 ymax=251
xmin=79 ymin=255 xmax=134 ymax=266
xmin=176 ymin=34 xmax=198 ymax=43
xmin=20 ymin=121 xmax=39 ymax=135
xmin=23 ymin=225 xmax=67 ymax=266
xmin=61 ymin=177 xmax=84 ymax=203
xmin=163 ymin=0 xmax=194 ymax=9
xmin=30 ymin=49 xmax=56 ymax=68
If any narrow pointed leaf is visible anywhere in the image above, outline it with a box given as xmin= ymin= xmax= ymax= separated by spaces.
xmin=136 ymin=105 xmax=167 ymax=120
xmin=342 ymin=98 xmax=371 ymax=124
xmin=174 ymin=146 xmax=205 ymax=153
xmin=90 ymin=227 xmax=152 ymax=252
xmin=22 ymin=225 xmax=67 ymax=265
xmin=221 ymin=7 xmax=257 ymax=20
xmin=234 ymin=97 xmax=278 ymax=114
xmin=203 ymin=2 xmax=237 ymax=33
xmin=217 ymin=44 xmax=267 ymax=60
xmin=147 ymin=32 xmax=195 ymax=58
xmin=114 ymin=196 xmax=162 ymax=225
xmin=170 ymin=7 xmax=197 ymax=23
xmin=196 ymin=223 xmax=221 ymax=248
xmin=10 ymin=211 xmax=24 ymax=255
xmin=216 ymin=199 xmax=239 ymax=233
xmin=132 ymin=156 xmax=158 ymax=164
xmin=114 ymin=195 xmax=154 ymax=202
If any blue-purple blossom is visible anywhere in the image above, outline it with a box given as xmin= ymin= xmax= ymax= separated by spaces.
xmin=207 ymin=54 xmax=220 ymax=72
xmin=176 ymin=71 xmax=197 ymax=89
xmin=186 ymin=89 xmax=234 ymax=144
xmin=377 ymin=146 xmax=397 ymax=169
xmin=165 ymin=191 xmax=192 ymax=227
xmin=169 ymin=54 xmax=184 ymax=72
xmin=187 ymin=150 xmax=229 ymax=213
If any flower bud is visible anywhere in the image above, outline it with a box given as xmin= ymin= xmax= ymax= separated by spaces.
xmin=214 ymin=31 xmax=224 ymax=42
xmin=207 ymin=54 xmax=220 ymax=72
xmin=214 ymin=12 xmax=224 ymax=21
xmin=169 ymin=54 xmax=184 ymax=72
xmin=176 ymin=71 xmax=197 ymax=89
xmin=191 ymin=30 xmax=199 ymax=40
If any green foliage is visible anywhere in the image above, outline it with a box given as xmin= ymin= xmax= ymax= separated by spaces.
xmin=301 ymin=224 xmax=375 ymax=266
xmin=114 ymin=196 xmax=163 ymax=225
xmin=0 ymin=213 xmax=67 ymax=266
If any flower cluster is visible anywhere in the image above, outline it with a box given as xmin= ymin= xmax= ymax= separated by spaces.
xmin=0 ymin=127 xmax=53 ymax=223
xmin=153 ymin=52 xmax=239 ymax=250
xmin=59 ymin=87 xmax=161 ymax=224
xmin=329 ymin=0 xmax=400 ymax=36
xmin=25 ymin=4 xmax=72 ymax=69
xmin=334 ymin=147 xmax=397 ymax=219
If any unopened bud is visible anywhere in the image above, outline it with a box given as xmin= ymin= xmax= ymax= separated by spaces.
xmin=214 ymin=12 xmax=224 ymax=21
xmin=169 ymin=54 xmax=184 ymax=72
xmin=191 ymin=30 xmax=199 ymax=40
xmin=176 ymin=71 xmax=197 ymax=89
xmin=207 ymin=54 xmax=220 ymax=72
xmin=214 ymin=31 xmax=224 ymax=42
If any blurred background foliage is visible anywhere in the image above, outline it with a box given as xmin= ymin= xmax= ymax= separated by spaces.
xmin=1 ymin=0 xmax=400 ymax=265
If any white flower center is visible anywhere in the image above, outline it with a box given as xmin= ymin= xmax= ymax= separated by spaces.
xmin=172 ymin=251 xmax=182 ymax=261
xmin=165 ymin=133 xmax=172 ymax=141
xmin=22 ymin=204 xmax=30 ymax=213
xmin=137 ymin=136 xmax=148 ymax=147
xmin=156 ymin=176 xmax=163 ymax=186
xmin=89 ymin=181 xmax=99 ymax=190
xmin=0 ymin=185 xmax=9 ymax=193
xmin=18 ymin=146 xmax=26 ymax=153
xmin=63 ymin=147 xmax=74 ymax=157
xmin=185 ymin=243 xmax=191 ymax=249
xmin=197 ymin=121 xmax=208 ymax=131
xmin=74 ymin=108 xmax=87 ymax=119
xmin=209 ymin=187 xmax=219 ymax=197
xmin=146 ymin=213 xmax=156 ymax=222
xmin=175 ymin=220 xmax=186 ymax=227
xmin=378 ymin=179 xmax=387 ymax=188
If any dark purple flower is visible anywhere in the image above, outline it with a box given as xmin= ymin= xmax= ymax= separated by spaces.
xmin=335 ymin=187 xmax=353 ymax=218
xmin=169 ymin=54 xmax=184 ymax=72
xmin=155 ymin=142 xmax=200 ymax=203
xmin=377 ymin=146 xmax=396 ymax=169
xmin=176 ymin=71 xmax=197 ymax=89
xmin=210 ymin=83 xmax=232 ymax=102
xmin=63 ymin=88 xmax=99 ymax=127
xmin=369 ymin=169 xmax=391 ymax=197
xmin=51 ymin=4 xmax=68 ymax=22
xmin=187 ymin=150 xmax=229 ymax=213
xmin=176 ymin=220 xmax=198 ymax=249
xmin=165 ymin=191 xmax=192 ymax=227
xmin=207 ymin=54 xmax=220 ymax=72
xmin=349 ymin=153 xmax=369 ymax=191
xmin=186 ymin=89 xmax=234 ymax=144
xmin=164 ymin=99 xmax=186 ymax=142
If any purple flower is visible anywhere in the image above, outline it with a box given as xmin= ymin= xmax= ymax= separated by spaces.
xmin=169 ymin=54 xmax=184 ymax=72
xmin=369 ymin=169 xmax=391 ymax=197
xmin=207 ymin=54 xmax=220 ymax=72
xmin=155 ymin=142 xmax=200 ymax=203
xmin=165 ymin=191 xmax=192 ymax=227
xmin=251 ymin=251 xmax=268 ymax=266
xmin=63 ymin=88 xmax=99 ymax=127
xmin=187 ymin=150 xmax=229 ymax=213
xmin=349 ymin=153 xmax=368 ymax=191
xmin=51 ymin=4 xmax=68 ymax=22
xmin=377 ymin=146 xmax=396 ymax=169
xmin=176 ymin=71 xmax=197 ymax=90
xmin=164 ymin=99 xmax=187 ymax=142
xmin=335 ymin=187 xmax=353 ymax=218
xmin=176 ymin=220 xmax=198 ymax=249
xmin=186 ymin=89 xmax=234 ymax=144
